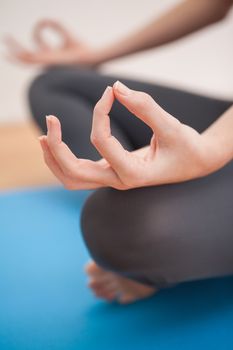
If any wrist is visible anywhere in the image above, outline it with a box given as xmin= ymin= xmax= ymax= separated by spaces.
xmin=81 ymin=47 xmax=113 ymax=67
xmin=86 ymin=43 xmax=128 ymax=66
xmin=87 ymin=47 xmax=114 ymax=66
xmin=84 ymin=48 xmax=104 ymax=67
xmin=71 ymin=46 xmax=106 ymax=67
xmin=200 ymin=105 xmax=233 ymax=175
xmin=199 ymin=132 xmax=231 ymax=175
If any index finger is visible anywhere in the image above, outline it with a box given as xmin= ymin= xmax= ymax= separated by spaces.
xmin=46 ymin=115 xmax=121 ymax=186
xmin=90 ymin=86 xmax=130 ymax=174
xmin=33 ymin=19 xmax=75 ymax=48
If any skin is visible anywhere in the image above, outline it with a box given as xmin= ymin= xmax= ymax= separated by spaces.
xmin=4 ymin=1 xmax=233 ymax=67
xmin=38 ymin=82 xmax=233 ymax=192
xmin=5 ymin=0 xmax=233 ymax=303
xmin=38 ymin=82 xmax=233 ymax=304
xmin=4 ymin=19 xmax=95 ymax=66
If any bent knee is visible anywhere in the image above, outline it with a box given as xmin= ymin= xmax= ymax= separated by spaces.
xmin=28 ymin=71 xmax=51 ymax=106
xmin=80 ymin=187 xmax=175 ymax=275
xmin=80 ymin=188 xmax=128 ymax=270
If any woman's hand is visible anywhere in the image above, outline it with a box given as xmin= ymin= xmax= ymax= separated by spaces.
xmin=39 ymin=81 xmax=217 ymax=191
xmin=4 ymin=19 xmax=97 ymax=67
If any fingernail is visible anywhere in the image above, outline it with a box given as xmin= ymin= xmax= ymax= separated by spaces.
xmin=114 ymin=80 xmax=131 ymax=95
xmin=46 ymin=115 xmax=50 ymax=125
xmin=102 ymin=86 xmax=112 ymax=97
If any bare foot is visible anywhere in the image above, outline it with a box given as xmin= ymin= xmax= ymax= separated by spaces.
xmin=85 ymin=260 xmax=157 ymax=304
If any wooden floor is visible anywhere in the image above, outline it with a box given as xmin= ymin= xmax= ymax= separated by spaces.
xmin=0 ymin=122 xmax=59 ymax=191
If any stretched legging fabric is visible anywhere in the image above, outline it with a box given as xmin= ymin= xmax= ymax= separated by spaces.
xmin=28 ymin=65 xmax=233 ymax=289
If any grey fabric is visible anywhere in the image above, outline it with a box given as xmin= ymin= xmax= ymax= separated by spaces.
xmin=28 ymin=65 xmax=233 ymax=289
xmin=81 ymin=162 xmax=233 ymax=289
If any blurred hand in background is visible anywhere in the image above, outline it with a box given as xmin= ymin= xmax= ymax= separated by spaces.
xmin=4 ymin=19 xmax=97 ymax=67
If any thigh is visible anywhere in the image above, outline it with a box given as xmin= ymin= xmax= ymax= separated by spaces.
xmin=81 ymin=159 xmax=233 ymax=288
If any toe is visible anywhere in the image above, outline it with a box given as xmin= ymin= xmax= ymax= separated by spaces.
xmin=85 ymin=261 xmax=110 ymax=278
xmin=88 ymin=279 xmax=117 ymax=294
xmin=84 ymin=261 xmax=101 ymax=274
xmin=118 ymin=293 xmax=136 ymax=304
xmin=95 ymin=290 xmax=116 ymax=302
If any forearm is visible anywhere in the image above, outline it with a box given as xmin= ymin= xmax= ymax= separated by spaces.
xmin=202 ymin=105 xmax=233 ymax=173
xmin=92 ymin=0 xmax=232 ymax=65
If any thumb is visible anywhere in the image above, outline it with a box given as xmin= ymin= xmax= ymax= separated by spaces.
xmin=113 ymin=80 xmax=179 ymax=135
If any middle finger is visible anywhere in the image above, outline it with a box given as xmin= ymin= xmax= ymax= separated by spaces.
xmin=46 ymin=115 xmax=121 ymax=186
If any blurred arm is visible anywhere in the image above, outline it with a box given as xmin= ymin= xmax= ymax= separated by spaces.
xmin=93 ymin=0 xmax=232 ymax=64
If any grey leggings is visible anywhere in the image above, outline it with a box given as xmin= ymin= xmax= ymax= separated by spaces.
xmin=28 ymin=66 xmax=233 ymax=289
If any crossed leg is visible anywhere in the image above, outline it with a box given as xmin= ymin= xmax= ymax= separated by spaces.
xmin=28 ymin=66 xmax=233 ymax=303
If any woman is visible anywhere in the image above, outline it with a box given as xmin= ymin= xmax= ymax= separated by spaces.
xmin=6 ymin=0 xmax=233 ymax=304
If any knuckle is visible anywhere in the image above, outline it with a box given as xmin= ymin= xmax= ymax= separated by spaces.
xmin=170 ymin=116 xmax=182 ymax=131
xmin=133 ymin=91 xmax=154 ymax=112
xmin=141 ymin=92 xmax=154 ymax=109
xmin=141 ymin=91 xmax=152 ymax=101
xmin=90 ymin=131 xmax=101 ymax=146
xmin=93 ymin=102 xmax=102 ymax=115
xmin=163 ymin=116 xmax=182 ymax=138
xmin=138 ymin=91 xmax=152 ymax=103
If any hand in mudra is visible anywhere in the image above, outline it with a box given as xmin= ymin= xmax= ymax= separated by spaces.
xmin=5 ymin=19 xmax=93 ymax=66
xmin=39 ymin=81 xmax=213 ymax=190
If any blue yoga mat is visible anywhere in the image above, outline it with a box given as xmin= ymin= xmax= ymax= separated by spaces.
xmin=0 ymin=187 xmax=233 ymax=350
